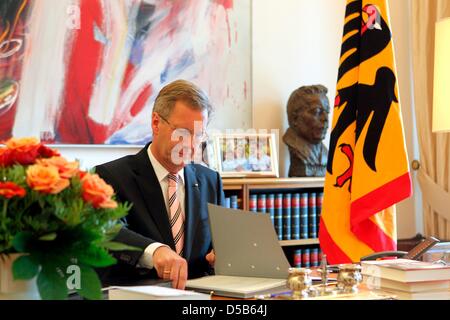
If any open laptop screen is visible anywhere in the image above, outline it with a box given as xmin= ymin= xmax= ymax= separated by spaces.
xmin=207 ymin=203 xmax=290 ymax=279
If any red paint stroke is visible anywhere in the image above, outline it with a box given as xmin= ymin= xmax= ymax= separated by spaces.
xmin=225 ymin=10 xmax=231 ymax=48
xmin=159 ymin=1 xmax=188 ymax=40
xmin=130 ymin=83 xmax=152 ymax=117
xmin=58 ymin=0 xmax=108 ymax=144
xmin=243 ymin=81 xmax=247 ymax=100
xmin=121 ymin=62 xmax=135 ymax=92
xmin=214 ymin=0 xmax=233 ymax=48
xmin=215 ymin=0 xmax=234 ymax=10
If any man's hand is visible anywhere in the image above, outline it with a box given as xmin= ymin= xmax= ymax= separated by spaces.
xmin=153 ymin=246 xmax=188 ymax=290
xmin=206 ymin=249 xmax=215 ymax=267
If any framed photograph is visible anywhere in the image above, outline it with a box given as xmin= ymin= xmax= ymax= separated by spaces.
xmin=210 ymin=133 xmax=279 ymax=178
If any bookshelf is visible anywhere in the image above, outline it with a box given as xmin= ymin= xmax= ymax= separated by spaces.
xmin=222 ymin=177 xmax=324 ymax=268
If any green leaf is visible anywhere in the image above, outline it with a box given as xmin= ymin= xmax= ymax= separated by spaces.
xmin=75 ymin=265 xmax=102 ymax=300
xmin=37 ymin=264 xmax=68 ymax=300
xmin=75 ymin=244 xmax=117 ymax=268
xmin=103 ymin=224 xmax=122 ymax=241
xmin=71 ymin=227 xmax=102 ymax=243
xmin=12 ymin=232 xmax=33 ymax=253
xmin=38 ymin=233 xmax=57 ymax=241
xmin=12 ymin=255 xmax=39 ymax=280
xmin=99 ymin=241 xmax=142 ymax=252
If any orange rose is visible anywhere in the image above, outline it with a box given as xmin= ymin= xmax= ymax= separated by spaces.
xmin=81 ymin=173 xmax=117 ymax=209
xmin=37 ymin=156 xmax=79 ymax=179
xmin=78 ymin=170 xmax=88 ymax=179
xmin=5 ymin=137 xmax=40 ymax=150
xmin=0 ymin=182 xmax=26 ymax=199
xmin=37 ymin=144 xmax=60 ymax=158
xmin=4 ymin=137 xmax=59 ymax=164
xmin=26 ymin=164 xmax=70 ymax=194
xmin=5 ymin=137 xmax=41 ymax=165
xmin=0 ymin=148 xmax=12 ymax=167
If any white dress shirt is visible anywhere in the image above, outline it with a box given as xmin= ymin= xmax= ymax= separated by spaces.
xmin=137 ymin=146 xmax=185 ymax=269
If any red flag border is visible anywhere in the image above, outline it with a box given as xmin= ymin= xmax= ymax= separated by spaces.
xmin=318 ymin=218 xmax=353 ymax=264
xmin=350 ymin=172 xmax=412 ymax=225
xmin=350 ymin=172 xmax=412 ymax=251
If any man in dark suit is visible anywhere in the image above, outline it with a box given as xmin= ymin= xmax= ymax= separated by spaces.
xmin=95 ymin=80 xmax=224 ymax=290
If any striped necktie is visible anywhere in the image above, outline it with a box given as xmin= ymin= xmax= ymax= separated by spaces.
xmin=167 ymin=172 xmax=184 ymax=256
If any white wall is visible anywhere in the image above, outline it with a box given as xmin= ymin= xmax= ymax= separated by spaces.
xmin=252 ymin=0 xmax=345 ymax=175
xmin=56 ymin=145 xmax=140 ymax=170
xmin=57 ymin=0 xmax=421 ymax=238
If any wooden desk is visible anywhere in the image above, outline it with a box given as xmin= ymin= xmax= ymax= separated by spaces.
xmin=208 ymin=269 xmax=434 ymax=300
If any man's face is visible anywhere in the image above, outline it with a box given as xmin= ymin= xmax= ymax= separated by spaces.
xmin=294 ymin=95 xmax=329 ymax=144
xmin=151 ymin=101 xmax=208 ymax=173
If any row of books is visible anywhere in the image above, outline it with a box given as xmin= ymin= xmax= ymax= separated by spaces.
xmin=252 ymin=192 xmax=323 ymax=240
xmin=224 ymin=195 xmax=240 ymax=209
xmin=224 ymin=192 xmax=323 ymax=240
xmin=290 ymin=248 xmax=322 ymax=268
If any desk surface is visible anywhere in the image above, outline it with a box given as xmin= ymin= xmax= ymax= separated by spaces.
xmin=69 ymin=271 xmax=450 ymax=300
xmin=209 ymin=269 xmax=450 ymax=300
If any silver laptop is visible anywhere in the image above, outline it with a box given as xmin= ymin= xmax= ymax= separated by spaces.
xmin=207 ymin=203 xmax=290 ymax=278
xmin=185 ymin=204 xmax=291 ymax=298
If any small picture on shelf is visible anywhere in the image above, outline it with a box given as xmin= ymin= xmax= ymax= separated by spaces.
xmin=209 ymin=133 xmax=279 ymax=178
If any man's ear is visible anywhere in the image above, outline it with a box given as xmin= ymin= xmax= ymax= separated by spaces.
xmin=151 ymin=112 xmax=159 ymax=136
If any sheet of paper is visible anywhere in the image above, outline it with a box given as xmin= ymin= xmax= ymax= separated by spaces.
xmin=108 ymin=285 xmax=206 ymax=297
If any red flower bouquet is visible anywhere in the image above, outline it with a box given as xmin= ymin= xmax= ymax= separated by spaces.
xmin=0 ymin=137 xmax=133 ymax=299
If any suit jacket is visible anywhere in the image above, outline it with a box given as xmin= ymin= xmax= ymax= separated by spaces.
xmin=94 ymin=143 xmax=225 ymax=284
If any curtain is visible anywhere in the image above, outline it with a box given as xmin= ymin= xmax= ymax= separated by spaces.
xmin=411 ymin=0 xmax=450 ymax=240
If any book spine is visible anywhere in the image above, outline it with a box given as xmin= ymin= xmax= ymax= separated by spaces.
xmin=317 ymin=191 xmax=323 ymax=231
xmin=311 ymin=248 xmax=319 ymax=267
xmin=257 ymin=194 xmax=267 ymax=213
xmin=300 ymin=193 xmax=309 ymax=239
xmin=302 ymin=248 xmax=310 ymax=268
xmin=267 ymin=194 xmax=275 ymax=225
xmin=308 ymin=193 xmax=317 ymax=238
xmin=291 ymin=193 xmax=300 ymax=240
xmin=231 ymin=195 xmax=239 ymax=209
xmin=224 ymin=197 xmax=231 ymax=208
xmin=249 ymin=194 xmax=257 ymax=212
xmin=275 ymin=193 xmax=283 ymax=240
xmin=283 ymin=193 xmax=292 ymax=240
xmin=293 ymin=249 xmax=302 ymax=268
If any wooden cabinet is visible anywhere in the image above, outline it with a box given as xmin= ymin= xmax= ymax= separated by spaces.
xmin=222 ymin=177 xmax=325 ymax=267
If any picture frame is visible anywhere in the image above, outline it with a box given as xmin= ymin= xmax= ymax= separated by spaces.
xmin=0 ymin=0 xmax=252 ymax=145
xmin=209 ymin=133 xmax=279 ymax=178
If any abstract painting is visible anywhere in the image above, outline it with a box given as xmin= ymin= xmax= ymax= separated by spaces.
xmin=0 ymin=0 xmax=251 ymax=145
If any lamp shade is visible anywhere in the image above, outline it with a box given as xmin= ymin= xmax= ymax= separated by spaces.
xmin=433 ymin=18 xmax=450 ymax=132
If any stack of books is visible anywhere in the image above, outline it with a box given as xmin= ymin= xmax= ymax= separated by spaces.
xmin=361 ymin=258 xmax=450 ymax=299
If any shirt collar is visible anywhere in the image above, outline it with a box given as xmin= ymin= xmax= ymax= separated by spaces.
xmin=147 ymin=145 xmax=185 ymax=184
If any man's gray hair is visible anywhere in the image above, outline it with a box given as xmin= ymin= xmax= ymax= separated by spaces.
xmin=153 ymin=79 xmax=213 ymax=120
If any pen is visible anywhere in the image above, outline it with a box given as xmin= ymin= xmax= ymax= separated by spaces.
xmin=270 ymin=291 xmax=292 ymax=297
xmin=255 ymin=291 xmax=292 ymax=299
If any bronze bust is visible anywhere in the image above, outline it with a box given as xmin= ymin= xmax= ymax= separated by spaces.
xmin=283 ymin=85 xmax=329 ymax=177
